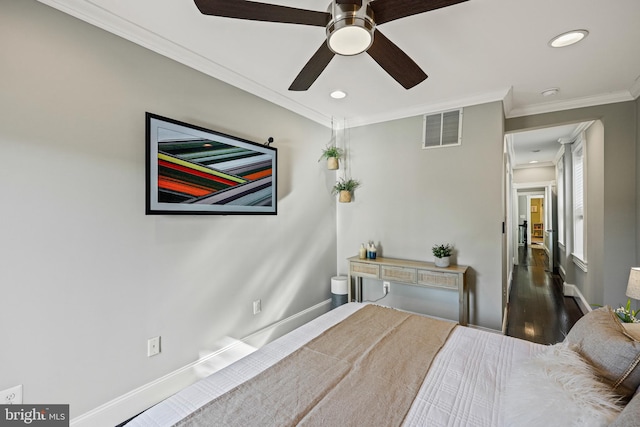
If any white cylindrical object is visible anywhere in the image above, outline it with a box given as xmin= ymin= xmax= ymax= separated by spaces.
xmin=331 ymin=276 xmax=348 ymax=295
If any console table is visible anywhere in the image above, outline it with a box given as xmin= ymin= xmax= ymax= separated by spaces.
xmin=347 ymin=256 xmax=469 ymax=326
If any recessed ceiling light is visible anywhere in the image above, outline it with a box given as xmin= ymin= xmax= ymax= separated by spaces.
xmin=529 ymin=160 xmax=539 ymax=164
xmin=549 ymin=30 xmax=589 ymax=48
xmin=330 ymin=90 xmax=347 ymax=99
xmin=541 ymin=87 xmax=559 ymax=97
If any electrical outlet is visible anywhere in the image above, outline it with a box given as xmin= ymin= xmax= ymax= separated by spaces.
xmin=1 ymin=385 xmax=23 ymax=404
xmin=253 ymin=299 xmax=261 ymax=315
xmin=383 ymin=281 xmax=390 ymax=295
xmin=147 ymin=336 xmax=161 ymax=357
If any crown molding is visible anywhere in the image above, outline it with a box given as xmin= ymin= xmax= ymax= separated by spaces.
xmin=37 ymin=0 xmax=334 ymax=127
xmin=512 ymin=161 xmax=555 ymax=170
xmin=344 ymin=88 xmax=512 ymax=128
xmin=505 ymin=90 xmax=636 ymax=119
xmin=35 ymin=0 xmax=510 ymax=129
xmin=34 ymin=0 xmax=640 ymax=131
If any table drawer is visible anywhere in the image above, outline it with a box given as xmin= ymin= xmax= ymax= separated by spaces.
xmin=350 ymin=262 xmax=380 ymax=279
xmin=417 ymin=270 xmax=459 ymax=290
xmin=381 ymin=266 xmax=417 ymax=284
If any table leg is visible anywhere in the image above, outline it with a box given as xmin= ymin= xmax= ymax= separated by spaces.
xmin=356 ymin=277 xmax=363 ymax=302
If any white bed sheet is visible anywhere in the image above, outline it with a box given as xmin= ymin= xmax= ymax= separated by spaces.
xmin=403 ymin=324 xmax=543 ymax=426
xmin=128 ymin=303 xmax=543 ymax=427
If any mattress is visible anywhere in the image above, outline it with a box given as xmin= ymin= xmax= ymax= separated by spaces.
xmin=127 ymin=303 xmax=543 ymax=426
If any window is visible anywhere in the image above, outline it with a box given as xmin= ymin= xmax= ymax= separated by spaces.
xmin=422 ymin=109 xmax=462 ymax=149
xmin=572 ymin=136 xmax=586 ymax=269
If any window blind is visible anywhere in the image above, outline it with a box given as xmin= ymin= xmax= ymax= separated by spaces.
xmin=573 ymin=146 xmax=584 ymax=218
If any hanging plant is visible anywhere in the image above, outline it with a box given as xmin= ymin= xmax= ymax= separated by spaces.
xmin=332 ymin=178 xmax=361 ymax=203
xmin=319 ymin=145 xmax=344 ymax=170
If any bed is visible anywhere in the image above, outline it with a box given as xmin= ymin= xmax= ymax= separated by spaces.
xmin=127 ymin=303 xmax=640 ymax=427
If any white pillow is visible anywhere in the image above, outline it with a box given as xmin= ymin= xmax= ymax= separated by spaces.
xmin=503 ymin=342 xmax=623 ymax=427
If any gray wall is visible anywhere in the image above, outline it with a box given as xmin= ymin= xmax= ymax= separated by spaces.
xmin=584 ymin=121 xmax=605 ymax=304
xmin=506 ymin=101 xmax=637 ymax=308
xmin=513 ymin=166 xmax=556 ymax=183
xmin=518 ymin=195 xmax=528 ymax=227
xmin=336 ymin=102 xmax=505 ymax=329
xmin=0 ymin=0 xmax=336 ymax=416
xmin=557 ymin=148 xmax=573 ymax=284
xmin=637 ymin=96 xmax=640 ymax=268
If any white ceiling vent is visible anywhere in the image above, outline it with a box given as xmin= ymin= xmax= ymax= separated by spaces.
xmin=422 ymin=109 xmax=462 ymax=149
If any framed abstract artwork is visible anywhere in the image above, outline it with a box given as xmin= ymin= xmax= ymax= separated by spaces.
xmin=146 ymin=113 xmax=277 ymax=215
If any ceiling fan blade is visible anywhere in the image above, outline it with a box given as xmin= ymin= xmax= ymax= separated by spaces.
xmin=289 ymin=43 xmax=335 ymax=91
xmin=367 ymin=30 xmax=427 ymax=89
xmin=194 ymin=0 xmax=329 ymax=27
xmin=371 ymin=0 xmax=468 ymax=25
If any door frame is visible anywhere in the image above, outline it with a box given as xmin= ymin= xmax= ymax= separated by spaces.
xmin=513 ymin=181 xmax=556 ymax=269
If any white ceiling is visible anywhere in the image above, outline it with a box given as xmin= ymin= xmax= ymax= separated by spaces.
xmin=38 ymin=0 xmax=640 ymax=130
xmin=509 ymin=123 xmax=585 ymax=169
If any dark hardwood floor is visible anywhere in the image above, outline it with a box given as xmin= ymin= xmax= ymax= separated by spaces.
xmin=505 ymin=244 xmax=583 ymax=345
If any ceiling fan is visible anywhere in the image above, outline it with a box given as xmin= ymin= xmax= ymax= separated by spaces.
xmin=193 ymin=0 xmax=468 ymax=91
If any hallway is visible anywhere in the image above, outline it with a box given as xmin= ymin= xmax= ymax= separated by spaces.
xmin=505 ymin=245 xmax=583 ymax=345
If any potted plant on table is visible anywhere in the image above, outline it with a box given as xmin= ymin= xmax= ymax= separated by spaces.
xmin=332 ymin=178 xmax=360 ymax=203
xmin=319 ymin=145 xmax=344 ymax=170
xmin=615 ymin=299 xmax=640 ymax=323
xmin=432 ymin=243 xmax=453 ymax=268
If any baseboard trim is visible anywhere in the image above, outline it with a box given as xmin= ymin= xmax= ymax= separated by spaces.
xmin=501 ymin=306 xmax=508 ymax=334
xmin=71 ymin=299 xmax=332 ymax=427
xmin=563 ymin=283 xmax=591 ymax=314
xmin=506 ymin=268 xmax=513 ymax=305
xmin=559 ymin=264 xmax=566 ymax=281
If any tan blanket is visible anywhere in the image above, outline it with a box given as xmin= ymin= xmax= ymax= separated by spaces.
xmin=176 ymin=305 xmax=456 ymax=426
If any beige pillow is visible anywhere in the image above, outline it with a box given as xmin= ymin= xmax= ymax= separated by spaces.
xmin=623 ymin=322 xmax=640 ymax=340
xmin=565 ymin=306 xmax=640 ymax=398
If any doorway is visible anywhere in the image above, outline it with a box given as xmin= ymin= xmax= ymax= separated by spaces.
xmin=503 ymin=121 xmax=591 ymax=335
xmin=529 ymin=196 xmax=544 ymax=245
xmin=512 ymin=184 xmax=553 ymax=268
xmin=515 ymin=192 xmax=545 ymax=248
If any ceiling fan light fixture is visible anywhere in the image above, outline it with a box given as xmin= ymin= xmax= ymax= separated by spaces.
xmin=328 ymin=25 xmax=373 ymax=55
xmin=549 ymin=30 xmax=589 ymax=48
xmin=326 ymin=2 xmax=375 ymax=56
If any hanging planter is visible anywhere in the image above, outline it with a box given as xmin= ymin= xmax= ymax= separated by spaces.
xmin=327 ymin=157 xmax=339 ymax=170
xmin=339 ymin=190 xmax=352 ymax=203
xmin=332 ymin=178 xmax=360 ymax=203
xmin=319 ymin=146 xmax=344 ymax=170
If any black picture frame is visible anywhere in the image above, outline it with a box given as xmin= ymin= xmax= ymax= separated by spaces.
xmin=146 ymin=113 xmax=277 ymax=215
